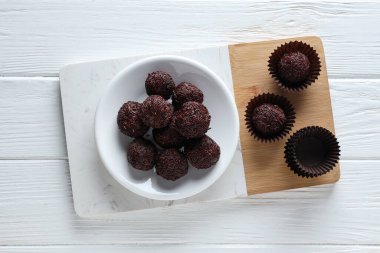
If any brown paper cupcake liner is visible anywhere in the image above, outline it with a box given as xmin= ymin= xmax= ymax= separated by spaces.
xmin=284 ymin=126 xmax=340 ymax=178
xmin=245 ymin=93 xmax=296 ymax=142
xmin=268 ymin=41 xmax=321 ymax=91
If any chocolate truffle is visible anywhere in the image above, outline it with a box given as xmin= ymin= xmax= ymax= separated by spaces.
xmin=251 ymin=103 xmax=286 ymax=136
xmin=172 ymin=101 xmax=211 ymax=139
xmin=117 ymin=101 xmax=149 ymax=137
xmin=145 ymin=71 xmax=175 ymax=100
xmin=140 ymin=95 xmax=174 ymax=128
xmin=156 ymin=149 xmax=188 ymax=181
xmin=153 ymin=126 xmax=185 ymax=148
xmin=127 ymin=138 xmax=157 ymax=171
xmin=278 ymin=52 xmax=310 ymax=83
xmin=172 ymin=82 xmax=204 ymax=108
xmin=245 ymin=93 xmax=296 ymax=142
xmin=185 ymin=135 xmax=220 ymax=169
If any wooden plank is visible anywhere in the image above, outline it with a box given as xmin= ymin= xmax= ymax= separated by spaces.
xmin=0 ymin=160 xmax=379 ymax=245
xmin=230 ymin=36 xmax=339 ymax=194
xmin=0 ymin=77 xmax=66 ymax=159
xmin=331 ymin=79 xmax=380 ymax=160
xmin=1 ymin=245 xmax=379 ymax=253
xmin=0 ymin=78 xmax=379 ymax=160
xmin=0 ymin=1 xmax=379 ymax=77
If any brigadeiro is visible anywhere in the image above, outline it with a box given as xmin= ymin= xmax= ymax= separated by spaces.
xmin=140 ymin=95 xmax=174 ymax=128
xmin=172 ymin=82 xmax=204 ymax=108
xmin=284 ymin=126 xmax=340 ymax=178
xmin=252 ymin=104 xmax=286 ymax=136
xmin=268 ymin=41 xmax=321 ymax=91
xmin=172 ymin=101 xmax=211 ymax=139
xmin=145 ymin=71 xmax=175 ymax=99
xmin=278 ymin=52 xmax=310 ymax=83
xmin=117 ymin=101 xmax=149 ymax=137
xmin=127 ymin=138 xmax=157 ymax=171
xmin=156 ymin=149 xmax=188 ymax=181
xmin=185 ymin=135 xmax=220 ymax=169
xmin=245 ymin=93 xmax=295 ymax=142
xmin=153 ymin=126 xmax=185 ymax=149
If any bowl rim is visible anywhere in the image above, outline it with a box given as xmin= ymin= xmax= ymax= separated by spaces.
xmin=95 ymin=54 xmax=239 ymax=200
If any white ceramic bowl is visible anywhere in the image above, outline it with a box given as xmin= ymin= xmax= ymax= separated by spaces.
xmin=95 ymin=55 xmax=239 ymax=200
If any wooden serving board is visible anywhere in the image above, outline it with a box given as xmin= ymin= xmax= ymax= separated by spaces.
xmin=229 ymin=36 xmax=340 ymax=195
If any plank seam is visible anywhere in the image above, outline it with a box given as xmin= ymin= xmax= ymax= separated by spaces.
xmin=0 ymin=243 xmax=379 ymax=247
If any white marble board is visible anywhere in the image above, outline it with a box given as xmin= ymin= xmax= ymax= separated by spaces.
xmin=59 ymin=46 xmax=247 ymax=218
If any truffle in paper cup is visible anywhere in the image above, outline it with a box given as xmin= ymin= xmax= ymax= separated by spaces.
xmin=245 ymin=93 xmax=296 ymax=142
xmin=268 ymin=41 xmax=321 ymax=91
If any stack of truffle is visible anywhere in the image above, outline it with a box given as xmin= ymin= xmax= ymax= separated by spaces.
xmin=117 ymin=71 xmax=220 ymax=181
xmin=245 ymin=41 xmax=340 ymax=178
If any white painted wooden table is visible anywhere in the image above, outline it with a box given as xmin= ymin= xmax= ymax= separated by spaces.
xmin=1 ymin=1 xmax=379 ymax=252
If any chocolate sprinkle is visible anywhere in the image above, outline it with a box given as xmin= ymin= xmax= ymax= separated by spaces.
xmin=140 ymin=95 xmax=174 ymax=128
xmin=117 ymin=101 xmax=149 ymax=137
xmin=251 ymin=103 xmax=286 ymax=136
xmin=185 ymin=135 xmax=220 ymax=169
xmin=145 ymin=71 xmax=175 ymax=100
xmin=156 ymin=149 xmax=188 ymax=181
xmin=172 ymin=82 xmax=204 ymax=108
xmin=172 ymin=101 xmax=211 ymax=139
xmin=153 ymin=126 xmax=185 ymax=149
xmin=127 ymin=138 xmax=157 ymax=171
xmin=278 ymin=52 xmax=310 ymax=83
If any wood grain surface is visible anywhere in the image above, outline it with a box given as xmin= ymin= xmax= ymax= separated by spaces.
xmin=1 ymin=245 xmax=379 ymax=253
xmin=0 ymin=159 xmax=379 ymax=245
xmin=230 ymin=36 xmax=339 ymax=194
xmin=1 ymin=1 xmax=380 ymax=78
xmin=1 ymin=0 xmax=380 ymax=252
